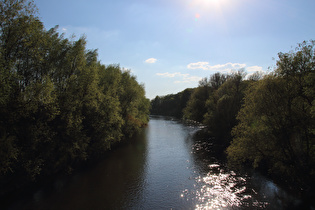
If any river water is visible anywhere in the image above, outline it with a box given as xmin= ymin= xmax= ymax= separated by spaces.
xmin=8 ymin=116 xmax=306 ymax=209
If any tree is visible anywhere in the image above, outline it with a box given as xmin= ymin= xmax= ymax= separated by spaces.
xmin=248 ymin=71 xmax=265 ymax=81
xmin=227 ymin=41 xmax=315 ymax=190
xmin=119 ymin=70 xmax=150 ymax=137
xmin=203 ymin=70 xmax=248 ymax=144
xmin=183 ymin=84 xmax=211 ymax=122
xmin=209 ymin=72 xmax=227 ymax=90
xmin=183 ymin=72 xmax=228 ymax=123
xmin=150 ymin=88 xmax=193 ymax=118
xmin=0 ymin=0 xmax=51 ymax=179
xmin=0 ymin=0 xmax=150 ymax=190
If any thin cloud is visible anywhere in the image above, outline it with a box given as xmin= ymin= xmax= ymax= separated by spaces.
xmin=174 ymin=75 xmax=202 ymax=83
xmin=156 ymin=72 xmax=202 ymax=83
xmin=156 ymin=72 xmax=186 ymax=77
xmin=247 ymin=65 xmax=263 ymax=73
xmin=246 ymin=65 xmax=266 ymax=79
xmin=187 ymin=62 xmax=210 ymax=70
xmin=187 ymin=62 xmax=246 ymax=72
xmin=187 ymin=62 xmax=267 ymax=78
xmin=145 ymin=58 xmax=157 ymax=64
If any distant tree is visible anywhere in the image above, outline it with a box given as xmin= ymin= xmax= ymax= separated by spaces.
xmin=248 ymin=71 xmax=265 ymax=81
xmin=183 ymin=85 xmax=211 ymax=122
xmin=150 ymin=96 xmax=162 ymax=115
xmin=203 ymin=70 xmax=248 ymax=144
xmin=183 ymin=72 xmax=229 ymax=123
xmin=150 ymin=88 xmax=194 ymax=118
xmin=209 ymin=72 xmax=227 ymax=90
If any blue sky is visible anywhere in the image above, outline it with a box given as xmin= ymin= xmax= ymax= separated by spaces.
xmin=35 ymin=0 xmax=315 ymax=99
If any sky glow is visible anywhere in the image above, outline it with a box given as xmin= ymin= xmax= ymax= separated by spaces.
xmin=35 ymin=0 xmax=315 ymax=99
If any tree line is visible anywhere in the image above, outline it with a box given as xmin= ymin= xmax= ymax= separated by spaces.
xmin=150 ymin=88 xmax=194 ymax=118
xmin=0 ymin=0 xmax=150 ymax=193
xmin=151 ymin=41 xmax=315 ymax=198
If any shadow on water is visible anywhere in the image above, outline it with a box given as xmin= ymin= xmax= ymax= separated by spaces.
xmin=7 ymin=128 xmax=149 ymax=210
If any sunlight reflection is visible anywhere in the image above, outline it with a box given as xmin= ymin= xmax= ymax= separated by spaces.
xmin=181 ymin=164 xmax=270 ymax=209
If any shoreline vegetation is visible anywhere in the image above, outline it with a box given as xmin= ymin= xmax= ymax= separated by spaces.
xmin=151 ymin=42 xmax=315 ymax=205
xmin=0 ymin=0 xmax=150 ymax=198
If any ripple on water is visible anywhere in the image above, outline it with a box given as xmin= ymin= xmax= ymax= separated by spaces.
xmin=181 ymin=164 xmax=270 ymax=209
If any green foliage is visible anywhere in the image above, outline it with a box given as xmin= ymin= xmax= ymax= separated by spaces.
xmin=0 ymin=0 xmax=150 ymax=190
xmin=203 ymin=70 xmax=249 ymax=144
xmin=227 ymin=41 xmax=315 ymax=188
xmin=150 ymin=88 xmax=194 ymax=118
xmin=119 ymin=70 xmax=150 ymax=137
xmin=183 ymin=72 xmax=229 ymax=123
xmin=183 ymin=85 xmax=210 ymax=122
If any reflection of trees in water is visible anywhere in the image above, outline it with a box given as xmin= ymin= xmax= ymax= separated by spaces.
xmin=26 ymin=128 xmax=149 ymax=210
xmin=120 ymin=128 xmax=149 ymax=209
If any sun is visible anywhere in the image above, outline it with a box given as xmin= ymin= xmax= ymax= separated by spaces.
xmin=204 ymin=0 xmax=222 ymax=4
xmin=188 ymin=0 xmax=232 ymax=17
xmin=194 ymin=0 xmax=224 ymax=6
xmin=190 ymin=0 xmax=229 ymax=10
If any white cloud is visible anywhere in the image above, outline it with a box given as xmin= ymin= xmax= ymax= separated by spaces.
xmin=187 ymin=62 xmax=246 ymax=72
xmin=247 ymin=65 xmax=264 ymax=73
xmin=174 ymin=75 xmax=202 ymax=83
xmin=187 ymin=62 xmax=211 ymax=70
xmin=156 ymin=72 xmax=202 ymax=83
xmin=145 ymin=58 xmax=157 ymax=64
xmin=156 ymin=72 xmax=186 ymax=77
xmin=187 ymin=61 xmax=268 ymax=79
xmin=246 ymin=66 xmax=266 ymax=79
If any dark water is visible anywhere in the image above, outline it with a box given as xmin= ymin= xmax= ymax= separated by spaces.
xmin=7 ymin=116 xmax=309 ymax=209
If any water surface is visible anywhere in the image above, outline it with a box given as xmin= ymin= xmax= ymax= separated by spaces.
xmin=9 ymin=116 xmax=305 ymax=209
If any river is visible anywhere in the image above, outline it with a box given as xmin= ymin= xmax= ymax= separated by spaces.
xmin=8 ymin=115 xmax=307 ymax=209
